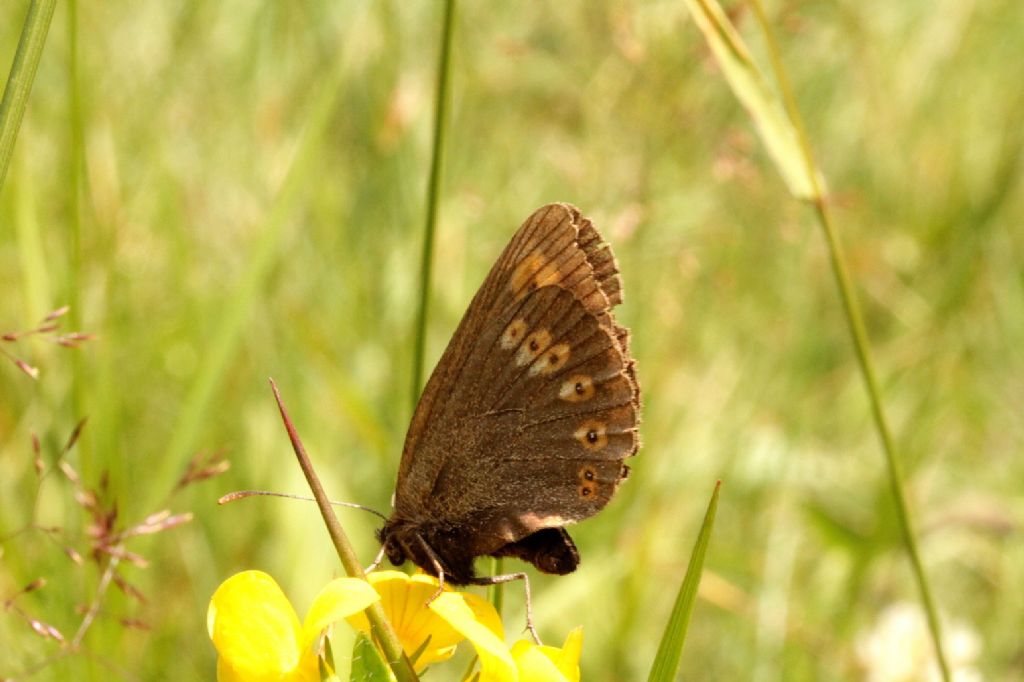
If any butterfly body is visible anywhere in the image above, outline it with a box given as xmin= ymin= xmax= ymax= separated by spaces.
xmin=380 ymin=203 xmax=639 ymax=585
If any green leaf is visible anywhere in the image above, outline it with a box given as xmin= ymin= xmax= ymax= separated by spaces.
xmin=647 ymin=481 xmax=722 ymax=682
xmin=682 ymin=0 xmax=819 ymax=199
xmin=350 ymin=633 xmax=392 ymax=682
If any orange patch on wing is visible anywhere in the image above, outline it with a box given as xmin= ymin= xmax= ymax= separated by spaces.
xmin=534 ymin=261 xmax=561 ymax=288
xmin=500 ymin=318 xmax=528 ymax=350
xmin=509 ymin=251 xmax=546 ymax=299
xmin=530 ymin=342 xmax=570 ymax=376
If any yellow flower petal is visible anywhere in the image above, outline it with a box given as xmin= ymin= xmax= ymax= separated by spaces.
xmin=347 ymin=571 xmax=465 ymax=670
xmin=207 ymin=570 xmax=315 ymax=682
xmin=461 ymin=590 xmax=506 ymax=640
xmin=301 ymin=577 xmax=380 ymax=646
xmin=511 ymin=643 xmax=563 ymax=682
xmin=511 ymin=627 xmax=583 ymax=682
xmin=429 ymin=591 xmax=517 ymax=682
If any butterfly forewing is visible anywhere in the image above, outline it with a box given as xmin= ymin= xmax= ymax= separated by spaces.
xmin=386 ymin=203 xmax=639 ymax=580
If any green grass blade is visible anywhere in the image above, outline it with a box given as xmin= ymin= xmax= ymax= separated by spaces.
xmin=682 ymin=0 xmax=817 ymax=200
xmin=647 ymin=480 xmax=721 ymax=682
xmin=0 ymin=0 xmax=56 ymax=195
xmin=410 ymin=0 xmax=456 ymax=411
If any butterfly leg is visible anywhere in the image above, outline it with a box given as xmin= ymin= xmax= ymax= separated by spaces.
xmin=363 ymin=544 xmax=387 ymax=574
xmin=468 ymin=572 xmax=541 ymax=645
xmin=416 ymin=534 xmax=449 ymax=603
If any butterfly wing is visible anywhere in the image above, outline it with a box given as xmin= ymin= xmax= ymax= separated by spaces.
xmin=393 ymin=203 xmax=639 ymax=559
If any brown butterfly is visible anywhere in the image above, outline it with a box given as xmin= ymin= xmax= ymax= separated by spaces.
xmin=377 ymin=203 xmax=639 ymax=613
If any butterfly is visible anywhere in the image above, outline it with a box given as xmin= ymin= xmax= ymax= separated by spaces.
xmin=377 ymin=203 xmax=640 ymax=609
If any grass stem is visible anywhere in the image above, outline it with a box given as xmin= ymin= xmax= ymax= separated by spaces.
xmin=748 ymin=1 xmax=951 ymax=678
xmin=487 ymin=557 xmax=505 ymax=616
xmin=411 ymin=0 xmax=456 ymax=411
xmin=269 ymin=379 xmax=419 ymax=682
xmin=66 ymin=0 xmax=90 ymax=473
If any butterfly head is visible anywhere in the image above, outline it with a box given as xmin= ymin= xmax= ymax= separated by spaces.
xmin=376 ymin=519 xmax=410 ymax=569
xmin=378 ymin=517 xmax=483 ymax=584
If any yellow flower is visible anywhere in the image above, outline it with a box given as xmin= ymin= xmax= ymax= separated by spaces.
xmin=511 ymin=627 xmax=583 ymax=682
xmin=210 ymin=569 xmax=584 ymax=681
xmin=348 ymin=571 xmax=515 ymax=676
xmin=207 ymin=570 xmax=379 ymax=682
xmin=349 ymin=571 xmax=583 ymax=682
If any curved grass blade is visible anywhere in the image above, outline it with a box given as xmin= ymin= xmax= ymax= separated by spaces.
xmin=647 ymin=480 xmax=721 ymax=682
xmin=682 ymin=0 xmax=817 ymax=200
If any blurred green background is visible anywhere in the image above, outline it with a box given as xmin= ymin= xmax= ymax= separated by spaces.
xmin=2 ymin=1 xmax=1022 ymax=679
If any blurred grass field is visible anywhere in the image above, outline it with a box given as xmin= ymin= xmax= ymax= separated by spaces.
xmin=2 ymin=1 xmax=1023 ymax=679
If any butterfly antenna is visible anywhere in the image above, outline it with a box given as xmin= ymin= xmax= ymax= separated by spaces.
xmin=218 ymin=490 xmax=389 ymax=522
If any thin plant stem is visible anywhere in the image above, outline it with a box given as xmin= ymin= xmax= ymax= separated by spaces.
xmin=411 ymin=0 xmax=456 ymax=411
xmin=0 ymin=0 xmax=57 ymax=195
xmin=67 ymin=0 xmax=90 ymax=474
xmin=269 ymin=379 xmax=419 ymax=682
xmin=748 ymin=1 xmax=951 ymax=678
xmin=487 ymin=557 xmax=505 ymax=617
xmin=71 ymin=555 xmax=120 ymax=649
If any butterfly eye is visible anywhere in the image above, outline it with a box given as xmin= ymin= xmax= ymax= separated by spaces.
xmin=500 ymin=318 xmax=527 ymax=349
xmin=559 ymin=374 xmax=595 ymax=402
xmin=515 ymin=329 xmax=552 ymax=366
xmin=575 ymin=420 xmax=608 ymax=450
xmin=530 ymin=343 xmax=570 ymax=376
